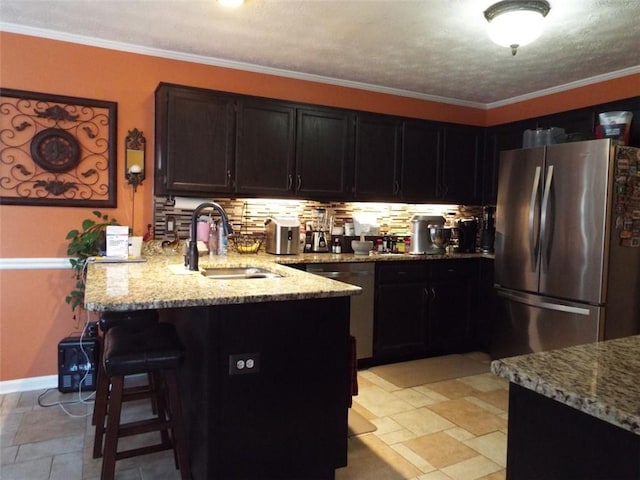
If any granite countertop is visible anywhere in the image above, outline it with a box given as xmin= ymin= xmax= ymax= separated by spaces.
xmin=84 ymin=247 xmax=493 ymax=312
xmin=491 ymin=335 xmax=640 ymax=435
xmin=273 ymin=251 xmax=493 ymax=264
xmin=84 ymin=254 xmax=361 ymax=312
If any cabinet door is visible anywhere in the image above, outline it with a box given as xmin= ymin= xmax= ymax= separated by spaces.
xmin=235 ymin=99 xmax=296 ymax=196
xmin=295 ymin=107 xmax=353 ymax=199
xmin=441 ymin=125 xmax=483 ymax=204
xmin=354 ymin=113 xmax=401 ymax=200
xmin=400 ymin=120 xmax=442 ymax=202
xmin=374 ymin=262 xmax=428 ymax=363
xmin=155 ymin=85 xmax=235 ymax=194
xmin=427 ymin=260 xmax=478 ymax=354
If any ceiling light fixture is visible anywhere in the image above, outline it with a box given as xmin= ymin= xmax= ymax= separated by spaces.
xmin=484 ymin=0 xmax=551 ymax=56
xmin=218 ymin=0 xmax=244 ymax=7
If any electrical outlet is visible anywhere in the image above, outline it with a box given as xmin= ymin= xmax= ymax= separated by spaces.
xmin=166 ymin=215 xmax=175 ymax=233
xmin=229 ymin=352 xmax=260 ymax=375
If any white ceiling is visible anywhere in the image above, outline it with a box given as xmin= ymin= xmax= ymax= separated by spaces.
xmin=1 ymin=0 xmax=639 ymax=107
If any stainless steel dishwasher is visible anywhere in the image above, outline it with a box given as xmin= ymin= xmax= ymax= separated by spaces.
xmin=306 ymin=262 xmax=374 ymax=360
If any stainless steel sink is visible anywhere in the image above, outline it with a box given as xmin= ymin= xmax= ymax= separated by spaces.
xmin=200 ymin=267 xmax=282 ymax=279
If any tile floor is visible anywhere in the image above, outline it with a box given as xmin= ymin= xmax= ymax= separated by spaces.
xmin=0 ymin=352 xmax=509 ymax=480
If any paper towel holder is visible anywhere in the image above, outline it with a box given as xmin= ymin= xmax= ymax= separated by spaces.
xmin=125 ymin=128 xmax=145 ymax=191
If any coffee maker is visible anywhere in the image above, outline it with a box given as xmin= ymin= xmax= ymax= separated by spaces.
xmin=455 ymin=217 xmax=478 ymax=253
xmin=480 ymin=206 xmax=496 ymax=253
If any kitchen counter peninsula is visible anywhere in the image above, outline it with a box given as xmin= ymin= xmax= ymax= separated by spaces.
xmin=84 ymin=255 xmax=360 ymax=480
xmin=491 ymin=336 xmax=640 ymax=479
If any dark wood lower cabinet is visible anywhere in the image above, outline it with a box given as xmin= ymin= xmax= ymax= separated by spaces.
xmin=162 ymin=297 xmax=350 ymax=480
xmin=506 ymin=383 xmax=640 ymax=479
xmin=375 ymin=279 xmax=428 ymax=362
xmin=427 ymin=260 xmax=478 ymax=355
xmin=373 ymin=259 xmax=479 ymax=364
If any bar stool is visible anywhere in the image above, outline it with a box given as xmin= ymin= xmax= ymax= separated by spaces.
xmin=99 ymin=322 xmax=190 ymax=480
xmin=92 ymin=310 xmax=159 ymax=458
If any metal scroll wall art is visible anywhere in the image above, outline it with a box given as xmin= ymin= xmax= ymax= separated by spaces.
xmin=0 ymin=88 xmax=117 ymax=207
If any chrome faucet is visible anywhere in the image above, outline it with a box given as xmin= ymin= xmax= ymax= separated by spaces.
xmin=188 ymin=202 xmax=233 ymax=271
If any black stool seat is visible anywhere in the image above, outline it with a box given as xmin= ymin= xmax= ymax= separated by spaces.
xmin=92 ymin=310 xmax=160 ymax=433
xmin=98 ymin=322 xmax=190 ymax=480
xmin=103 ymin=323 xmax=184 ymax=376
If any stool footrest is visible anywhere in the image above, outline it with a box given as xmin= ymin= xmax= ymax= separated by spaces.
xmin=121 ymin=386 xmax=154 ymax=403
xmin=115 ymin=442 xmax=173 ymax=461
xmin=119 ymin=418 xmax=173 ymax=437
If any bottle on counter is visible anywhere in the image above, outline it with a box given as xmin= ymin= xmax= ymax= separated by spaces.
xmin=208 ymin=221 xmax=218 ymax=259
xmin=218 ymin=220 xmax=227 ymax=256
xmin=333 ymin=236 xmax=342 ymax=254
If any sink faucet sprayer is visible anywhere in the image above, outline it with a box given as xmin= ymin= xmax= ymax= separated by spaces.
xmin=188 ymin=202 xmax=233 ymax=271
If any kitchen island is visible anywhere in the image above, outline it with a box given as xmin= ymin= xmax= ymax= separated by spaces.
xmin=491 ymin=335 xmax=640 ymax=479
xmin=84 ymin=254 xmax=361 ymax=480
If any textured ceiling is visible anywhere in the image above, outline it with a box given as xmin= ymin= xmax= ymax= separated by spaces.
xmin=1 ymin=0 xmax=639 ymax=106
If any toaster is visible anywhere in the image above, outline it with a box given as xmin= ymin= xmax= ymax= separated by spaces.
xmin=265 ymin=217 xmax=300 ymax=255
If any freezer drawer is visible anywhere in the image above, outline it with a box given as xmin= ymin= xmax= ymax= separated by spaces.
xmin=490 ymin=288 xmax=604 ymax=359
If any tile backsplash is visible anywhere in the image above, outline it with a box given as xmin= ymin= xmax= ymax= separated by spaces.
xmin=153 ymin=195 xmax=484 ymax=241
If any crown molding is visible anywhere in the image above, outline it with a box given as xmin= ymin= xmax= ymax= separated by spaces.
xmin=2 ymin=22 xmax=639 ymax=111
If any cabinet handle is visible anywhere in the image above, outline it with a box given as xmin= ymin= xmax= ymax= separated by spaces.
xmin=287 ymin=174 xmax=293 ymax=190
xmin=297 ymin=174 xmax=302 ymax=191
xmin=431 ymin=287 xmax=436 ymax=300
xmin=226 ymin=170 xmax=231 ymax=187
xmin=393 ymin=180 xmax=400 ymax=195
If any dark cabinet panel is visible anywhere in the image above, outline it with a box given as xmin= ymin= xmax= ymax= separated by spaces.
xmin=374 ymin=259 xmax=481 ymax=364
xmin=235 ymin=99 xmax=296 ymax=196
xmin=375 ymin=262 xmax=429 ymax=362
xmin=296 ymin=107 xmax=354 ymax=199
xmin=400 ymin=120 xmax=442 ymax=202
xmin=354 ymin=114 xmax=401 ymax=200
xmin=442 ymin=125 xmax=483 ymax=205
xmin=477 ymin=258 xmax=495 ymax=352
xmin=155 ymin=84 xmax=235 ymax=194
xmin=427 ymin=260 xmax=478 ymax=354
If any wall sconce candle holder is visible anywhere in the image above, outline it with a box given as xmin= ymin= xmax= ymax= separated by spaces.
xmin=125 ymin=128 xmax=145 ymax=192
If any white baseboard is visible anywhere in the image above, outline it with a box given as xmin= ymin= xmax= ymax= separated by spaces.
xmin=0 ymin=375 xmax=58 ymax=394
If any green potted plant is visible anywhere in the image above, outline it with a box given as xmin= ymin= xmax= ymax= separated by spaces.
xmin=65 ymin=210 xmax=119 ymax=314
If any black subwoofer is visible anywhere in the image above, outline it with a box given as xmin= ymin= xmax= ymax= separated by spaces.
xmin=57 ymin=336 xmax=99 ymax=393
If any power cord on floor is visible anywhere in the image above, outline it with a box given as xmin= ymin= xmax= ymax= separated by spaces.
xmin=38 ymin=312 xmax=98 ymax=418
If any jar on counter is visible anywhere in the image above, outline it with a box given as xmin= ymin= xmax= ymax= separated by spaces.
xmin=333 ymin=236 xmax=342 ymax=254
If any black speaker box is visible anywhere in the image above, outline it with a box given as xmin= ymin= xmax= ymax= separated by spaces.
xmin=57 ymin=336 xmax=99 ymax=393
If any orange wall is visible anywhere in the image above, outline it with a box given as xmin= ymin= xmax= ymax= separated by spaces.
xmin=486 ymin=73 xmax=640 ymax=126
xmin=0 ymin=31 xmax=637 ymax=382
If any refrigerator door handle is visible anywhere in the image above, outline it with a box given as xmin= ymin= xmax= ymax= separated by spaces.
xmin=529 ymin=166 xmax=542 ymax=272
xmin=540 ymin=165 xmax=554 ymax=273
xmin=496 ymin=288 xmax=591 ymax=316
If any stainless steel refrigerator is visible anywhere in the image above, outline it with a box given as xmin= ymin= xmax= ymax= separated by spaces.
xmin=491 ymin=138 xmax=640 ymax=359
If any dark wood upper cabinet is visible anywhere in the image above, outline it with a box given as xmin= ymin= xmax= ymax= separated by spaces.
xmin=295 ymin=107 xmax=354 ymax=199
xmin=155 ymin=83 xmax=639 ymax=206
xmin=235 ymin=98 xmax=296 ymax=196
xmin=400 ymin=120 xmax=442 ymax=202
xmin=155 ymin=84 xmax=235 ymax=195
xmin=354 ymin=113 xmax=401 ymax=200
xmin=441 ymin=124 xmax=483 ymax=205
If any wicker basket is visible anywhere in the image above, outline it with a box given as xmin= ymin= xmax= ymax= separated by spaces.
xmin=230 ymin=233 xmax=264 ymax=254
